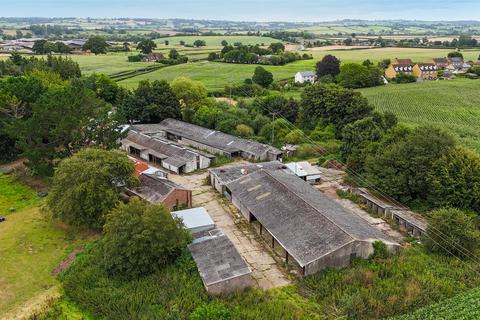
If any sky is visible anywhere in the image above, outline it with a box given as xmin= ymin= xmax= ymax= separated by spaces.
xmin=2 ymin=0 xmax=480 ymax=21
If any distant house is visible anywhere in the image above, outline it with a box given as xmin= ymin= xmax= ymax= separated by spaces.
xmin=431 ymin=58 xmax=449 ymax=69
xmin=64 ymin=39 xmax=86 ymax=52
xmin=127 ymin=173 xmax=192 ymax=210
xmin=385 ymin=63 xmax=413 ymax=79
xmin=121 ymin=128 xmax=215 ymax=174
xmin=285 ymin=161 xmax=322 ymax=184
xmin=189 ymin=232 xmax=253 ymax=294
xmin=137 ymin=119 xmax=282 ymax=162
xmin=413 ymin=63 xmax=438 ymax=80
xmin=393 ymin=58 xmax=413 ymax=65
xmin=448 ymin=57 xmax=464 ymax=69
xmin=142 ymin=52 xmax=164 ymax=62
xmin=294 ymin=71 xmax=316 ymax=84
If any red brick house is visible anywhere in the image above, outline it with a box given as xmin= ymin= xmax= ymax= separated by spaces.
xmin=127 ymin=173 xmax=192 ymax=210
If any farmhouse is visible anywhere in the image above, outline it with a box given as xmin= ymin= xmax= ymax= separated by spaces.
xmin=172 ymin=207 xmax=216 ymax=236
xmin=285 ymin=161 xmax=321 ymax=184
xmin=133 ymin=119 xmax=282 ymax=161
xmin=431 ymin=57 xmax=449 ymax=69
xmin=448 ymin=57 xmax=464 ymax=69
xmin=294 ymin=71 xmax=316 ymax=84
xmin=142 ymin=52 xmax=164 ymax=62
xmin=189 ymin=233 xmax=253 ymax=295
xmin=121 ymin=129 xmax=214 ymax=174
xmin=127 ymin=173 xmax=192 ymax=210
xmin=215 ymin=166 xmax=400 ymax=276
xmin=413 ymin=63 xmax=438 ymax=80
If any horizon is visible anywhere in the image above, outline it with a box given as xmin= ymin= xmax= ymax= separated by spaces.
xmin=3 ymin=0 xmax=480 ymax=22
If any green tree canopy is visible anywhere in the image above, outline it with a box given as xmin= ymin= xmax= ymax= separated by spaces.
xmin=102 ymin=198 xmax=191 ymax=278
xmin=171 ymin=76 xmax=208 ymax=121
xmin=83 ymin=36 xmax=109 ymax=55
xmin=336 ymin=63 xmax=384 ymax=89
xmin=299 ymin=83 xmax=373 ymax=136
xmin=119 ymin=80 xmax=181 ymax=124
xmin=47 ymin=148 xmax=136 ymax=229
xmin=252 ymin=95 xmax=299 ymax=123
xmin=136 ymin=39 xmax=157 ymax=54
xmin=316 ymin=54 xmax=341 ymax=78
xmin=424 ymin=208 xmax=480 ymax=259
xmin=252 ymin=66 xmax=274 ymax=88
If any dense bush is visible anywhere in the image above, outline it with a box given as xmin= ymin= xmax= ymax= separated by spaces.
xmin=395 ymin=73 xmax=417 ymax=83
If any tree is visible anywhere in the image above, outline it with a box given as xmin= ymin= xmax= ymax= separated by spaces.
xmin=83 ymin=36 xmax=109 ymax=55
xmin=164 ymin=40 xmax=169 ymax=46
xmin=136 ymin=39 xmax=157 ymax=54
xmin=363 ymin=126 xmax=456 ymax=204
xmin=171 ymin=77 xmax=208 ymax=121
xmin=424 ymin=208 xmax=480 ymax=259
xmin=299 ymin=83 xmax=373 ymax=136
xmin=32 ymin=39 xmax=50 ymax=54
xmin=102 ymin=198 xmax=191 ymax=278
xmin=193 ymin=39 xmax=207 ymax=47
xmin=447 ymin=51 xmax=463 ymax=59
xmin=428 ymin=147 xmax=480 ymax=213
xmin=253 ymin=95 xmax=299 ymax=123
xmin=337 ymin=63 xmax=384 ymax=89
xmin=54 ymin=41 xmax=72 ymax=54
xmin=316 ymin=54 xmax=341 ymax=78
xmin=47 ymin=148 xmax=137 ymax=229
xmin=236 ymin=124 xmax=254 ymax=137
xmin=15 ymin=81 xmax=123 ymax=175
xmin=252 ymin=66 xmax=273 ymax=88
xmin=168 ymin=49 xmax=179 ymax=60
xmin=269 ymin=42 xmax=285 ymax=53
xmin=119 ymin=80 xmax=181 ymax=124
xmin=221 ymin=40 xmax=228 ymax=46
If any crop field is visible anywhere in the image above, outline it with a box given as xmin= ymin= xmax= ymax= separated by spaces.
xmin=392 ymin=287 xmax=480 ymax=320
xmin=294 ymin=25 xmax=393 ymax=35
xmin=359 ymin=79 xmax=480 ymax=151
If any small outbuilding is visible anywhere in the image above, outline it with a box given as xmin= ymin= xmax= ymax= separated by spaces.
xmin=295 ymin=71 xmax=316 ymax=84
xmin=189 ymin=233 xmax=253 ymax=295
xmin=172 ymin=207 xmax=215 ymax=235
xmin=285 ymin=161 xmax=322 ymax=184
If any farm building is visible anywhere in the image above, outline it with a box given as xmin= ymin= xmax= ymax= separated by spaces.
xmin=413 ymin=63 xmax=438 ymax=80
xmin=172 ymin=207 xmax=215 ymax=235
xmin=142 ymin=52 xmax=164 ymax=62
xmin=218 ymin=167 xmax=399 ymax=276
xmin=127 ymin=173 xmax=192 ymax=210
xmin=285 ymin=161 xmax=321 ymax=184
xmin=121 ymin=129 xmax=214 ymax=174
xmin=209 ymin=161 xmax=284 ymax=194
xmin=294 ymin=71 xmax=316 ymax=84
xmin=131 ymin=119 xmax=282 ymax=161
xmin=189 ymin=233 xmax=253 ymax=295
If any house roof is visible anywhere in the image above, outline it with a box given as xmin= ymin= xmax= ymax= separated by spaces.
xmin=172 ymin=207 xmax=215 ymax=233
xmin=123 ymin=129 xmax=207 ymax=167
xmin=134 ymin=119 xmax=282 ymax=157
xmin=394 ymin=58 xmax=413 ymax=65
xmin=128 ymin=174 xmax=188 ymax=204
xmin=209 ymin=161 xmax=284 ymax=186
xmin=449 ymin=57 xmax=464 ymax=63
xmin=432 ymin=58 xmax=448 ymax=64
xmin=189 ymin=234 xmax=251 ymax=286
xmin=392 ymin=64 xmax=413 ymax=72
xmin=225 ymin=169 xmax=398 ymax=267
xmin=297 ymin=71 xmax=316 ymax=77
xmin=416 ymin=63 xmax=438 ymax=71
xmin=285 ymin=161 xmax=322 ymax=177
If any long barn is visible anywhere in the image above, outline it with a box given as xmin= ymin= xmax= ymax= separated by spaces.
xmin=213 ymin=166 xmax=400 ymax=276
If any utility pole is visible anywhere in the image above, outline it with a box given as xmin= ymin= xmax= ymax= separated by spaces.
xmin=271 ymin=112 xmax=276 ymax=144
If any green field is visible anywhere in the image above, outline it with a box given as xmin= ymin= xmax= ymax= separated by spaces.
xmin=154 ymin=35 xmax=282 ymax=47
xmin=0 ymin=172 xmax=89 ymax=317
xmin=359 ymin=79 xmax=480 ymax=151
xmin=392 ymin=287 xmax=480 ymax=320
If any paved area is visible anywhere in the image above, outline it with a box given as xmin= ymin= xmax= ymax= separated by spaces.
xmin=169 ymin=171 xmax=291 ymax=290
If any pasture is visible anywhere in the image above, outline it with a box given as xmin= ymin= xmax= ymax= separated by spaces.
xmin=359 ymin=79 xmax=480 ymax=151
xmin=154 ymin=35 xmax=282 ymax=47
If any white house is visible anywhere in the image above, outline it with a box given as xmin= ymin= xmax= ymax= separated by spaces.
xmin=295 ymin=71 xmax=316 ymax=84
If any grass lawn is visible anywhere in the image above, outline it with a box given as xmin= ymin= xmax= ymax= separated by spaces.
xmin=0 ymin=172 xmax=40 ymax=214
xmin=0 ymin=172 xmax=94 ymax=318
xmin=359 ymin=78 xmax=480 ymax=151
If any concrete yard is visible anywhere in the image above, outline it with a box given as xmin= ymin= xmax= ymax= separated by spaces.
xmin=169 ymin=170 xmax=291 ymax=290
